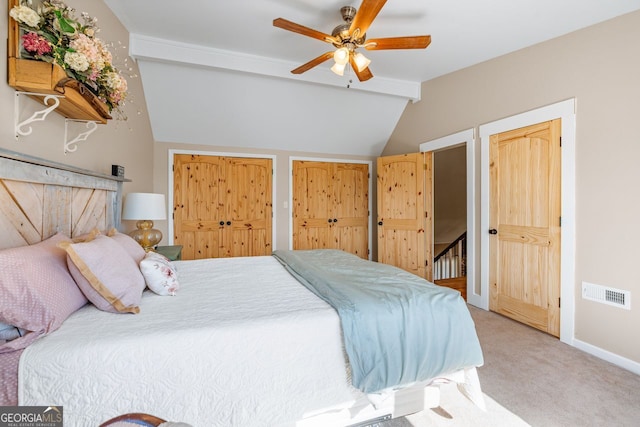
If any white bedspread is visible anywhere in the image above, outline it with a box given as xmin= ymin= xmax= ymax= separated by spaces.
xmin=19 ymin=256 xmax=360 ymax=426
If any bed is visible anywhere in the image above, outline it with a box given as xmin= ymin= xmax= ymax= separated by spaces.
xmin=0 ymin=149 xmax=485 ymax=426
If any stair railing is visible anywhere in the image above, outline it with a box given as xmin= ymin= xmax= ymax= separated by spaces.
xmin=433 ymin=232 xmax=466 ymax=280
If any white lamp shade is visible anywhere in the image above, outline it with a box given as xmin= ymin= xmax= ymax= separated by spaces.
xmin=353 ymin=52 xmax=371 ymax=72
xmin=331 ymin=62 xmax=346 ymax=76
xmin=333 ymin=47 xmax=350 ymax=66
xmin=122 ymin=193 xmax=167 ymax=220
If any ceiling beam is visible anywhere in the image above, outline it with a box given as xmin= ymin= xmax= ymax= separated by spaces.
xmin=128 ymin=34 xmax=422 ymax=102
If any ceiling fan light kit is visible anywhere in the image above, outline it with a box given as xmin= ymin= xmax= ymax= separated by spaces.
xmin=333 ymin=47 xmax=350 ymax=66
xmin=273 ymin=0 xmax=431 ymax=82
xmin=353 ymin=52 xmax=371 ymax=72
xmin=331 ymin=62 xmax=346 ymax=76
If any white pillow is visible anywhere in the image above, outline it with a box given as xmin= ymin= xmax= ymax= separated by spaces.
xmin=140 ymin=251 xmax=180 ymax=296
xmin=0 ymin=321 xmax=26 ymax=342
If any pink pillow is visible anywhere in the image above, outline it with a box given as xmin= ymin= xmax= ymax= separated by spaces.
xmin=71 ymin=228 xmax=101 ymax=243
xmin=107 ymin=229 xmax=146 ymax=264
xmin=0 ymin=233 xmax=88 ymax=353
xmin=140 ymin=251 xmax=180 ymax=296
xmin=61 ymin=235 xmax=145 ymax=314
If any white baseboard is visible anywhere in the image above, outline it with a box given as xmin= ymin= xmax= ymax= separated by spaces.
xmin=573 ymin=339 xmax=640 ymax=376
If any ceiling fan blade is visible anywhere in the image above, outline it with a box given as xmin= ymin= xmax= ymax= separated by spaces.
xmin=365 ymin=35 xmax=432 ymax=50
xmin=349 ymin=55 xmax=374 ymax=82
xmin=291 ymin=51 xmax=335 ymax=74
xmin=273 ymin=18 xmax=336 ymax=44
xmin=349 ymin=0 xmax=387 ymax=37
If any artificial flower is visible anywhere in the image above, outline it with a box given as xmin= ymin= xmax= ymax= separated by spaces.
xmin=9 ymin=0 xmax=129 ymax=116
xmin=9 ymin=5 xmax=40 ymax=28
xmin=22 ymin=32 xmax=52 ymax=55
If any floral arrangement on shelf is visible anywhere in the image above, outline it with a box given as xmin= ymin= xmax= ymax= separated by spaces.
xmin=9 ymin=0 xmax=130 ymax=117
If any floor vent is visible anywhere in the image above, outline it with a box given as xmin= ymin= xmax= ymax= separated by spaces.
xmin=582 ymin=282 xmax=630 ymax=310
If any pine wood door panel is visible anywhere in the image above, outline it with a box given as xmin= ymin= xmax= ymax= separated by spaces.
xmin=174 ymin=154 xmax=272 ymax=260
xmin=174 ymin=154 xmax=225 ymax=260
xmin=292 ymin=160 xmax=369 ymax=258
xmin=489 ymin=119 xmax=561 ymax=336
xmin=332 ymin=163 xmax=369 ymax=258
xmin=292 ymin=161 xmax=332 ymax=251
xmin=230 ymin=228 xmax=270 ymax=257
xmin=225 ymin=157 xmax=272 ymax=257
xmin=377 ymin=152 xmax=432 ymax=279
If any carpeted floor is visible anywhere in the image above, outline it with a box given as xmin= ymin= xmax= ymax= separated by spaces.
xmin=380 ymin=305 xmax=640 ymax=427
xmin=468 ymin=305 xmax=640 ymax=426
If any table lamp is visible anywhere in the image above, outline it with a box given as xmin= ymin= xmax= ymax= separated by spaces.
xmin=122 ymin=192 xmax=167 ymax=251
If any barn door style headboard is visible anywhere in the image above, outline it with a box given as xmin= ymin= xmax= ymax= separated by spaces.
xmin=0 ymin=148 xmax=127 ymax=250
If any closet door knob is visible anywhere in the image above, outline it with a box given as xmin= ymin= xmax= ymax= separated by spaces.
xmin=378 ymin=221 xmax=383 ymax=226
xmin=328 ymin=219 xmax=333 ymax=223
xmin=226 ymin=221 xmax=231 ymax=226
xmin=333 ymin=218 xmax=338 ymax=223
xmin=219 ymin=221 xmax=225 ymax=226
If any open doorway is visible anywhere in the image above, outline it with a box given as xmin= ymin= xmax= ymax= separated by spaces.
xmin=433 ymin=145 xmax=467 ymax=299
xmin=420 ymin=129 xmax=478 ymax=307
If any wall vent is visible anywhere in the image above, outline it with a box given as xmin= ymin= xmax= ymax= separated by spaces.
xmin=582 ymin=282 xmax=630 ymax=310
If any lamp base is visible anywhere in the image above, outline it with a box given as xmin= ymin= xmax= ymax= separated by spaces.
xmin=129 ymin=220 xmax=163 ymax=252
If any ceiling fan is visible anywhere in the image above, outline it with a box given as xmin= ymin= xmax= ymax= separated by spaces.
xmin=273 ymin=0 xmax=431 ymax=82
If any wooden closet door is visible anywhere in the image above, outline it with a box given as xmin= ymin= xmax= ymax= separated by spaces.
xmin=173 ymin=154 xmax=225 ymax=260
xmin=331 ymin=163 xmax=369 ymax=258
xmin=377 ymin=152 xmax=433 ymax=280
xmin=292 ymin=161 xmax=333 ymax=251
xmin=292 ymin=160 xmax=369 ymax=258
xmin=224 ymin=157 xmax=273 ymax=257
xmin=173 ymin=154 xmax=272 ymax=260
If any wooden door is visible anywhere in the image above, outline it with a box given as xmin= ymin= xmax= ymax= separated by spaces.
xmin=292 ymin=161 xmax=369 ymax=258
xmin=174 ymin=154 xmax=225 ymax=259
xmin=224 ymin=157 xmax=273 ymax=257
xmin=292 ymin=161 xmax=333 ymax=251
xmin=377 ymin=152 xmax=433 ymax=280
xmin=331 ymin=163 xmax=369 ymax=258
xmin=173 ymin=154 xmax=272 ymax=260
xmin=489 ymin=119 xmax=561 ymax=336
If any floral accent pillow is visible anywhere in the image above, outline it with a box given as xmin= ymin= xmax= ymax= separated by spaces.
xmin=140 ymin=251 xmax=180 ymax=296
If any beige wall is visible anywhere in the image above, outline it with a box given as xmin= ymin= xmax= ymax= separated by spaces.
xmin=384 ymin=11 xmax=640 ymax=364
xmin=434 ymin=146 xmax=466 ymax=245
xmin=0 ymin=0 xmax=155 ymax=233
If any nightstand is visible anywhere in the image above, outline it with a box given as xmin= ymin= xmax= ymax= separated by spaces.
xmin=154 ymin=245 xmax=183 ymax=261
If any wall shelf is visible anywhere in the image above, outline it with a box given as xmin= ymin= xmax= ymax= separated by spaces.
xmin=7 ymin=0 xmax=112 ymax=124
xmin=8 ymin=58 xmax=112 ymax=124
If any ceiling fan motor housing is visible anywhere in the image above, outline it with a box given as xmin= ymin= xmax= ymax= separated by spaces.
xmin=340 ymin=6 xmax=357 ymax=22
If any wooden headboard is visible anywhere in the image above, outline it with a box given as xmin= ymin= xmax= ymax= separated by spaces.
xmin=0 ymin=148 xmax=127 ymax=250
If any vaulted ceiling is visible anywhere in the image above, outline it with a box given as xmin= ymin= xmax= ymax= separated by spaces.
xmin=104 ymin=0 xmax=640 ymax=156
